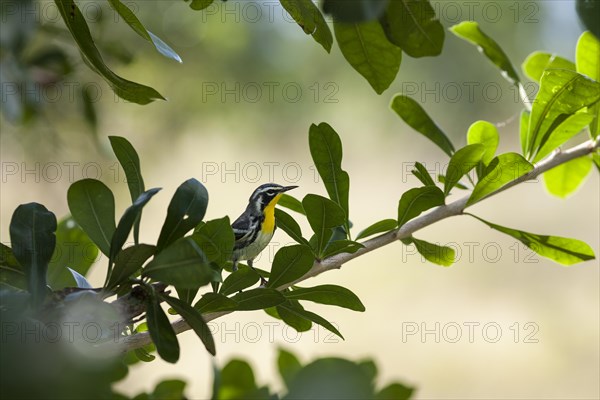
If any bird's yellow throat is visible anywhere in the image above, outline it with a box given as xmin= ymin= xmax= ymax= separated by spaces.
xmin=261 ymin=194 xmax=282 ymax=233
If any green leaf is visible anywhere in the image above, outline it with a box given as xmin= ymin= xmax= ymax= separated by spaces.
xmin=231 ymin=288 xmax=286 ymax=311
xmin=143 ymin=237 xmax=214 ymax=289
xmin=438 ymin=175 xmax=468 ymax=190
xmin=334 ymin=20 xmax=402 ymax=94
xmin=107 ymin=244 xmax=155 ymax=290
xmin=278 ymin=348 xmax=303 ymax=389
xmin=302 ymin=194 xmax=346 ymax=256
xmin=9 ymin=203 xmax=57 ymax=307
xmin=576 ymin=3 xmax=600 ymax=42
xmin=187 ymin=0 xmax=214 ymax=11
xmin=323 ymin=0 xmax=388 ymax=23
xmin=450 ymin=21 xmax=520 ymax=85
xmin=285 ymin=284 xmax=365 ymax=311
xmin=81 ymin=85 xmax=97 ymax=136
xmin=267 ymin=245 xmax=314 ymax=288
xmin=375 ymin=383 xmax=415 ymax=400
xmin=380 ymin=0 xmax=444 ymax=57
xmin=110 ymin=188 xmax=161 ymax=267
xmin=275 ymin=209 xmax=309 ymax=246
xmin=280 ymin=0 xmax=333 ymax=52
xmin=470 ymin=215 xmax=595 ymax=266
xmin=157 ymin=179 xmax=209 ymax=253
xmin=356 ymin=219 xmax=397 ymax=240
xmin=522 ymin=52 xmax=575 ymax=83
xmin=277 ymin=301 xmax=313 ymax=332
xmin=161 ymin=294 xmax=216 ymax=356
xmin=544 ymin=156 xmax=593 ymax=198
xmin=277 ymin=303 xmax=344 ymax=339
xmin=194 ymin=292 xmax=238 ymax=314
xmin=398 ymin=186 xmax=445 ymax=228
xmin=191 ymin=217 xmax=234 ymax=266
xmin=443 ymin=144 xmax=485 ymax=195
xmin=219 ymin=359 xmax=257 ymax=398
xmin=47 ymin=216 xmax=98 ymax=290
xmin=406 ymin=237 xmax=455 ymax=267
xmin=391 ymin=95 xmax=455 ymax=157
xmin=0 ymin=244 xmax=26 ymax=290
xmin=54 ymin=0 xmax=165 ymax=104
xmin=278 ymin=194 xmax=306 ymax=215
xmin=219 ymin=267 xmax=260 ymax=296
xmin=151 ymin=379 xmax=187 ymax=399
xmin=67 ymin=179 xmax=116 ymax=257
xmin=411 ymin=162 xmax=436 ymax=187
xmin=534 ymin=112 xmax=595 ymax=163
xmin=322 ymin=239 xmax=364 ymax=258
xmin=467 ymin=153 xmax=533 ymax=206
xmin=576 ymin=31 xmax=600 ymax=137
xmin=285 ymin=359 xmax=373 ymax=399
xmin=309 ymin=123 xmax=350 ymax=224
xmin=520 ymin=110 xmax=530 ymax=156
xmin=527 ymin=69 xmax=600 ymax=159
xmin=109 ymin=136 xmax=145 ymax=244
xmin=107 ymin=0 xmax=181 ymax=63
xmin=467 ymin=121 xmax=499 ymax=166
xmin=145 ymin=291 xmax=179 ymax=363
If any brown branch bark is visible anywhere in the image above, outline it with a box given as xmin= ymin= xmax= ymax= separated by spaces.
xmin=119 ymin=138 xmax=599 ymax=352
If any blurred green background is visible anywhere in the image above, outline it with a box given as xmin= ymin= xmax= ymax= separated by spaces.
xmin=1 ymin=1 xmax=598 ymax=398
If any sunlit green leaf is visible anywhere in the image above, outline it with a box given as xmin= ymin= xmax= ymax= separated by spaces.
xmin=443 ymin=144 xmax=485 ymax=195
xmin=533 ymin=112 xmax=595 ymax=163
xmin=334 ymin=20 xmax=402 ymax=94
xmin=467 ymin=121 xmax=499 ymax=165
xmin=280 ymin=0 xmax=333 ymax=52
xmin=522 ymin=52 xmax=575 ymax=83
xmin=398 ymin=186 xmax=444 ymax=228
xmin=576 ymin=31 xmax=600 ymax=137
xmin=391 ymin=95 xmax=455 ymax=157
xmin=404 ymin=237 xmax=455 ymax=267
xmin=544 ymin=156 xmax=593 ymax=198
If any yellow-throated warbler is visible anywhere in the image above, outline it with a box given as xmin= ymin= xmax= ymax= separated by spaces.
xmin=231 ymin=183 xmax=298 ymax=285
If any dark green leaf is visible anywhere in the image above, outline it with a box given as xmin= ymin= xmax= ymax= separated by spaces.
xmin=267 ymin=245 xmax=314 ymax=288
xmin=375 ymin=383 xmax=415 ymax=400
xmin=398 ymin=186 xmax=444 ymax=228
xmin=576 ymin=1 xmax=600 ymax=39
xmin=334 ymin=20 xmax=402 ymax=94
xmin=187 ymin=0 xmax=214 ymax=11
xmin=406 ymin=237 xmax=455 ymax=267
xmin=231 ymin=288 xmax=286 ymax=311
xmin=54 ymin=0 xmax=165 ymax=104
xmin=67 ymin=268 xmax=93 ymax=288
xmin=322 ymin=239 xmax=364 ymax=258
xmin=161 ymin=294 xmax=216 ymax=356
xmin=107 ymin=0 xmax=182 ymax=62
xmin=411 ymin=162 xmax=436 ymax=187
xmin=302 ymin=194 xmax=346 ymax=256
xmin=356 ymin=219 xmax=397 ymax=240
xmin=9 ymin=203 xmax=57 ymax=308
xmin=110 ymin=188 xmax=161 ymax=267
xmin=157 ymin=179 xmax=209 ymax=253
xmin=467 ymin=153 xmax=533 ymax=206
xmin=143 ymin=237 xmax=214 ymax=289
xmin=576 ymin=31 xmax=600 ymax=138
xmin=527 ymin=69 xmax=600 ymax=159
xmin=522 ymin=52 xmax=575 ymax=83
xmin=278 ymin=348 xmax=303 ymax=389
xmin=219 ymin=359 xmax=257 ymax=397
xmin=194 ymin=292 xmax=238 ymax=313
xmin=544 ymin=156 xmax=593 ymax=198
xmin=0 ymin=244 xmax=26 ymax=290
xmin=67 ymin=179 xmax=116 ymax=256
xmin=107 ymin=244 xmax=155 ymax=290
xmin=323 ymin=0 xmax=388 ymax=23
xmin=191 ymin=217 xmax=234 ymax=266
xmin=450 ymin=21 xmax=520 ymax=85
xmin=466 ymin=121 xmax=499 ymax=166
xmin=81 ymin=85 xmax=97 ymax=135
xmin=380 ymin=0 xmax=444 ymax=57
xmin=219 ymin=267 xmax=260 ymax=296
xmin=109 ymin=136 xmax=145 ymax=244
xmin=277 ymin=303 xmax=344 ymax=339
xmin=280 ymin=0 xmax=333 ymax=52
xmin=285 ymin=284 xmax=365 ymax=311
xmin=391 ymin=95 xmax=455 ymax=156
xmin=47 ymin=216 xmax=98 ymax=290
xmin=277 ymin=301 xmax=313 ymax=332
xmin=275 ymin=209 xmax=309 ymax=246
xmin=443 ymin=144 xmax=485 ymax=195
xmin=174 ymin=287 xmax=198 ymax=306
xmin=358 ymin=359 xmax=377 ymax=385
xmin=151 ymin=379 xmax=187 ymax=399
xmin=309 ymin=123 xmax=350 ymax=226
xmin=145 ymin=291 xmax=179 ymax=363
xmin=284 ymin=359 xmax=373 ymax=399
xmin=470 ymin=214 xmax=595 ymax=265
xmin=278 ymin=194 xmax=306 ymax=215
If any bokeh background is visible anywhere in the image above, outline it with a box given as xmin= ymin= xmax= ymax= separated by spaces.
xmin=1 ymin=0 xmax=598 ymax=398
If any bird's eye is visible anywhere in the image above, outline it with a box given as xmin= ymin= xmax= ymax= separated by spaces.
xmin=266 ymin=190 xmax=275 ymax=196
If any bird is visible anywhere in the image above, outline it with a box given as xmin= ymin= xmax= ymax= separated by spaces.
xmin=231 ymin=183 xmax=298 ymax=286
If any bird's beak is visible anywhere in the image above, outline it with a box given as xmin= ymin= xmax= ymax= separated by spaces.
xmin=281 ymin=185 xmax=298 ymax=192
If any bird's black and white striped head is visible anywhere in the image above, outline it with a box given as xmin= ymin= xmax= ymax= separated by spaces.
xmin=248 ymin=183 xmax=297 ymax=212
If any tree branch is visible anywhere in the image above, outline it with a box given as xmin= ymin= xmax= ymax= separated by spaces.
xmin=119 ymin=138 xmax=599 ymax=352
